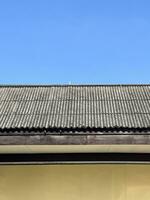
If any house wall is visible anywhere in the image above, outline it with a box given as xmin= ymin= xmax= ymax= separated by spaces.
xmin=0 ymin=164 xmax=150 ymax=200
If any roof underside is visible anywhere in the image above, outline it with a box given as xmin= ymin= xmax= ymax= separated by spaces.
xmin=0 ymin=85 xmax=150 ymax=133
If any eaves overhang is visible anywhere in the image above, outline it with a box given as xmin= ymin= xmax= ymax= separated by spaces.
xmin=1 ymin=133 xmax=150 ymax=164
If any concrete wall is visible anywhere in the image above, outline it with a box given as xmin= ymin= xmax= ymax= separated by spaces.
xmin=0 ymin=165 xmax=150 ymax=200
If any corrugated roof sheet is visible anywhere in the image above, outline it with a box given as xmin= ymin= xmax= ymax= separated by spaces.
xmin=0 ymin=85 xmax=150 ymax=132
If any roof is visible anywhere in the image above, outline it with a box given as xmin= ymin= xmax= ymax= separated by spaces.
xmin=0 ymin=84 xmax=150 ymax=134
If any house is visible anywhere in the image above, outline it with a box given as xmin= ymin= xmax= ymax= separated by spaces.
xmin=0 ymin=84 xmax=150 ymax=200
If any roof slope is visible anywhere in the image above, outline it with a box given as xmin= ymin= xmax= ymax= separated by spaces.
xmin=0 ymin=85 xmax=150 ymax=132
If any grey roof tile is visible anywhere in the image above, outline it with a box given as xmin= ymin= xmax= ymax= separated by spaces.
xmin=0 ymin=85 xmax=150 ymax=131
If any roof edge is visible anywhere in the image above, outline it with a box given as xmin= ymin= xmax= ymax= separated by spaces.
xmin=1 ymin=127 xmax=150 ymax=135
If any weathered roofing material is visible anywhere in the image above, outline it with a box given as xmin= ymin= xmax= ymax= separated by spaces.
xmin=0 ymin=85 xmax=150 ymax=132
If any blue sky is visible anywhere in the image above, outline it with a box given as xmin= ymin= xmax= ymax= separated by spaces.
xmin=0 ymin=0 xmax=150 ymax=84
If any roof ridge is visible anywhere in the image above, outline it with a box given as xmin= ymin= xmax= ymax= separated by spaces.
xmin=0 ymin=84 xmax=150 ymax=88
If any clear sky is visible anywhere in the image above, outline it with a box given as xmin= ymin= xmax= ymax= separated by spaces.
xmin=0 ymin=0 xmax=150 ymax=84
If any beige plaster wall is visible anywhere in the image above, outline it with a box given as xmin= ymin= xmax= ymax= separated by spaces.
xmin=0 ymin=165 xmax=150 ymax=200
